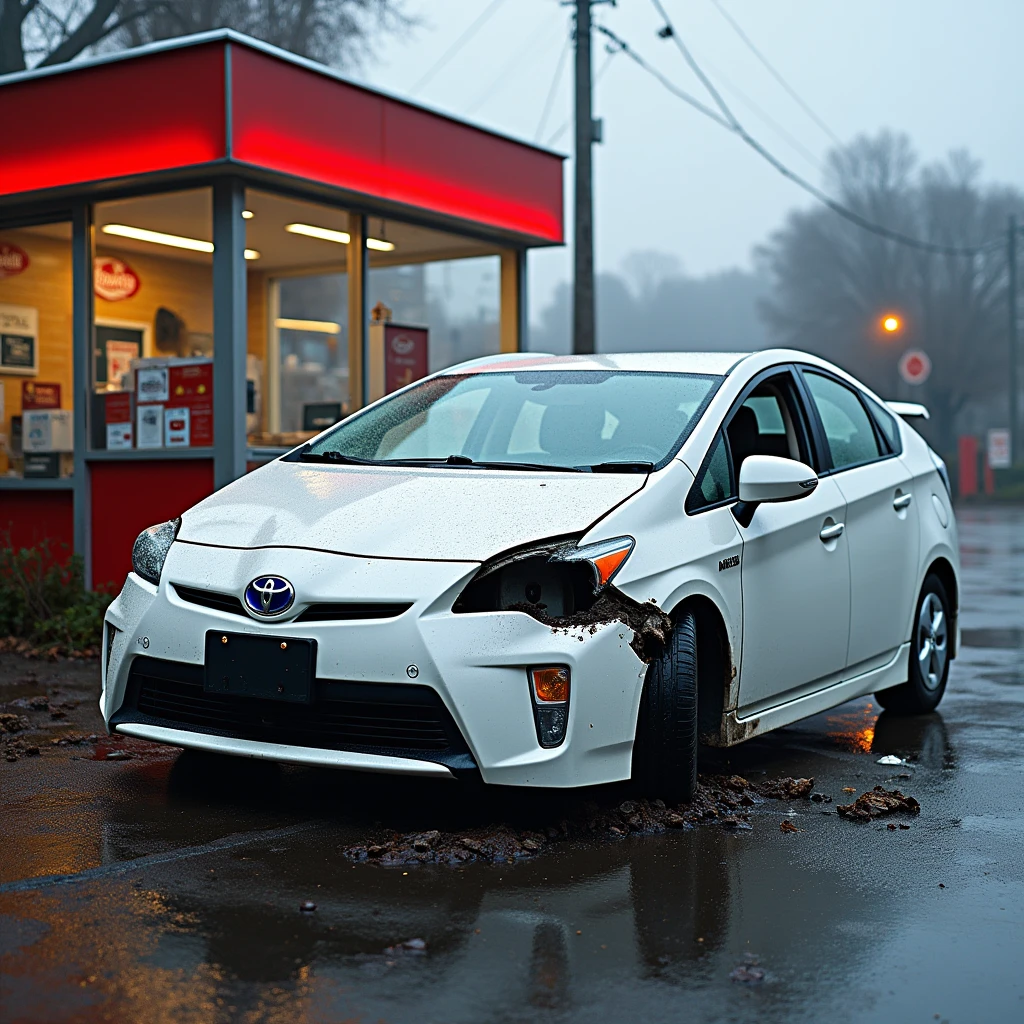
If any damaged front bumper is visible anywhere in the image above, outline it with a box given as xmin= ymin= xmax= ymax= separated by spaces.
xmin=101 ymin=542 xmax=648 ymax=788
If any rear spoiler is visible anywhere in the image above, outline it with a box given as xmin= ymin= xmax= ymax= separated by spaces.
xmin=887 ymin=401 xmax=930 ymax=421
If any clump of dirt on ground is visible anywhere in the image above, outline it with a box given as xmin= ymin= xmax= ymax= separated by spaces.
xmin=512 ymin=587 xmax=674 ymax=662
xmin=836 ymin=786 xmax=921 ymax=821
xmin=343 ymin=773 xmax=818 ymax=866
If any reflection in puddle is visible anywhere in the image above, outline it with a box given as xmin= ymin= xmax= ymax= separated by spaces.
xmin=824 ymin=702 xmax=878 ymax=753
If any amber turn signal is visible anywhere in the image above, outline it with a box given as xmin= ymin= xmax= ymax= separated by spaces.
xmin=531 ymin=666 xmax=570 ymax=703
xmin=591 ymin=545 xmax=632 ymax=586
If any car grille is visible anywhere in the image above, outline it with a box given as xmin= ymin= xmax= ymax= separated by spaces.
xmin=293 ymin=602 xmax=412 ymax=622
xmin=112 ymin=656 xmax=475 ymax=772
xmin=173 ymin=585 xmax=411 ymax=623
xmin=174 ymin=585 xmax=246 ymax=617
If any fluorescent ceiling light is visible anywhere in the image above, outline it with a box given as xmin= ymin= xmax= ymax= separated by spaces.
xmin=102 ymin=223 xmax=260 ymax=260
xmin=275 ymin=317 xmax=341 ymax=334
xmin=286 ymin=221 xmax=396 ymax=252
xmin=241 ymin=210 xmax=254 ymax=219
xmin=102 ymin=224 xmax=213 ymax=253
xmin=286 ymin=222 xmax=350 ymax=245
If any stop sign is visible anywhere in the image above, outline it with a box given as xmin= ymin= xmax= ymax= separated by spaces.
xmin=898 ymin=349 xmax=931 ymax=386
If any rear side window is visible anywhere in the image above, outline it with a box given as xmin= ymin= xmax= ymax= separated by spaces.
xmin=865 ymin=395 xmax=902 ymax=454
xmin=687 ymin=432 xmax=735 ymax=512
xmin=803 ymin=372 xmax=882 ymax=470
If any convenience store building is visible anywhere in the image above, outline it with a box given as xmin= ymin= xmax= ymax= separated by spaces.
xmin=0 ymin=31 xmax=564 ymax=587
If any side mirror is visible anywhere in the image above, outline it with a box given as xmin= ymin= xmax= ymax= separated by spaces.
xmin=734 ymin=455 xmax=818 ymax=527
xmin=738 ymin=455 xmax=819 ymax=503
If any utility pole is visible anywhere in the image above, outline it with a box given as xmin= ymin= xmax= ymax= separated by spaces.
xmin=1010 ymin=216 xmax=1019 ymax=465
xmin=572 ymin=1 xmax=607 ymax=355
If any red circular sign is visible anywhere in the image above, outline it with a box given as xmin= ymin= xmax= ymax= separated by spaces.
xmin=94 ymin=256 xmax=140 ymax=301
xmin=898 ymin=349 xmax=931 ymax=385
xmin=0 ymin=242 xmax=30 ymax=277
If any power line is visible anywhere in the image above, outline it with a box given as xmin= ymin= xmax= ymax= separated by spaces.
xmin=635 ymin=2 xmax=991 ymax=257
xmin=465 ymin=8 xmax=564 ymax=116
xmin=409 ymin=0 xmax=510 ymax=95
xmin=708 ymin=0 xmax=843 ymax=147
xmin=536 ymin=30 xmax=572 ymax=142
xmin=697 ymin=52 xmax=827 ymax=173
xmin=649 ymin=0 xmax=739 ymax=128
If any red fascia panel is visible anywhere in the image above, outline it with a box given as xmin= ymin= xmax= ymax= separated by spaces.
xmin=1 ymin=490 xmax=74 ymax=563
xmin=90 ymin=459 xmax=214 ymax=589
xmin=0 ymin=46 xmax=226 ymax=200
xmin=230 ymin=47 xmax=564 ymax=243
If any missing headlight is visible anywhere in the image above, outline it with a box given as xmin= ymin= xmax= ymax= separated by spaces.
xmin=452 ymin=537 xmax=597 ymax=617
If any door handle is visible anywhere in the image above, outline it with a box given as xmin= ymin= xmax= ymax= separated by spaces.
xmin=893 ymin=492 xmax=913 ymax=511
xmin=819 ymin=521 xmax=845 ymax=542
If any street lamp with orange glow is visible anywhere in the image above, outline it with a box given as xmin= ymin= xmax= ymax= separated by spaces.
xmin=882 ymin=315 xmax=901 ymax=334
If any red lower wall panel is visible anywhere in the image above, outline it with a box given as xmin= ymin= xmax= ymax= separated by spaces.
xmin=1 ymin=490 xmax=75 ymax=560
xmin=90 ymin=459 xmax=214 ymax=588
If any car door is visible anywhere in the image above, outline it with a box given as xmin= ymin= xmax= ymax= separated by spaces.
xmin=799 ymin=369 xmax=920 ymax=672
xmin=727 ymin=369 xmax=852 ymax=711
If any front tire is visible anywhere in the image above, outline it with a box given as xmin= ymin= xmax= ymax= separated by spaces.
xmin=875 ymin=573 xmax=951 ymax=714
xmin=632 ymin=609 xmax=698 ymax=804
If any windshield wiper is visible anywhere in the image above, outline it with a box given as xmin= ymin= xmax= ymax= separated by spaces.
xmin=296 ymin=446 xmax=382 ymax=466
xmin=588 ymin=461 xmax=655 ymax=474
xmin=380 ymin=455 xmax=585 ymax=472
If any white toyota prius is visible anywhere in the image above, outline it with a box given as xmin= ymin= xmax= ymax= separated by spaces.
xmin=102 ymin=350 xmax=958 ymax=801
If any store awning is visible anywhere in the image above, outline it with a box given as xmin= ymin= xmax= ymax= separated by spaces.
xmin=0 ymin=31 xmax=565 ymax=246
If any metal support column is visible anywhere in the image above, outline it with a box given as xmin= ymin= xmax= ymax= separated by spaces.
xmin=499 ymin=249 xmax=528 ymax=353
xmin=212 ymin=177 xmax=248 ymax=488
xmin=71 ymin=202 xmax=93 ymax=588
xmin=347 ymin=212 xmax=368 ymax=410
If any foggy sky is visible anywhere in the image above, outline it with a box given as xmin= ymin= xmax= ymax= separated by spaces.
xmin=363 ymin=1 xmax=1024 ymax=325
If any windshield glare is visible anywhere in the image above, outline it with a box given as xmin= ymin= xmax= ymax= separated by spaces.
xmin=305 ymin=370 xmax=721 ymax=470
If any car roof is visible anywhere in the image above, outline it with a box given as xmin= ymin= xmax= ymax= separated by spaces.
xmin=442 ymin=351 xmax=753 ymax=376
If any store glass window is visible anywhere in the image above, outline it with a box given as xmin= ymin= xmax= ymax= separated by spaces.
xmin=91 ymin=188 xmax=214 ymax=452
xmin=244 ymin=191 xmax=505 ymax=452
xmin=366 ymin=219 xmax=500 ymax=402
xmin=1 ymin=219 xmax=73 ymax=479
xmin=244 ymin=189 xmax=351 ymax=450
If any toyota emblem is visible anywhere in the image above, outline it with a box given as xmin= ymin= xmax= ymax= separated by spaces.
xmin=244 ymin=575 xmax=295 ymax=617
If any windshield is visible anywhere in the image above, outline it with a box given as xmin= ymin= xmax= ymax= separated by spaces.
xmin=301 ymin=370 xmax=721 ymax=471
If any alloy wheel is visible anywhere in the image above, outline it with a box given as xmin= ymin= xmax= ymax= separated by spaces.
xmin=916 ymin=592 xmax=948 ymax=691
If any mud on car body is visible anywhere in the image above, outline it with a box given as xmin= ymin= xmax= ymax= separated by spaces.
xmin=102 ymin=350 xmax=959 ymax=801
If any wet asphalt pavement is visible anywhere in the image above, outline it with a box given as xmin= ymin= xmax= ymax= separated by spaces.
xmin=1 ymin=506 xmax=1022 ymax=1023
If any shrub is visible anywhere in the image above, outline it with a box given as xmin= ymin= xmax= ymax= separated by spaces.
xmin=0 ymin=536 xmax=112 ymax=656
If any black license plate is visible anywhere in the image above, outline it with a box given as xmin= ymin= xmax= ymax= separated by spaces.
xmin=204 ymin=631 xmax=317 ymax=704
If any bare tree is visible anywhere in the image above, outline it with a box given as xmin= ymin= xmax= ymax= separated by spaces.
xmin=0 ymin=0 xmax=412 ymax=76
xmin=756 ymin=130 xmax=1022 ymax=452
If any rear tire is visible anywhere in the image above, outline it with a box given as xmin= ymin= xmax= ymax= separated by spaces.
xmin=875 ymin=573 xmax=951 ymax=714
xmin=632 ymin=609 xmax=698 ymax=804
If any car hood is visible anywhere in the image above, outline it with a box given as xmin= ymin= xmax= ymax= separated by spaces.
xmin=176 ymin=461 xmax=646 ymax=561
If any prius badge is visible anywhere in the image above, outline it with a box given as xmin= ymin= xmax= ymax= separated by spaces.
xmin=244 ymin=575 xmax=295 ymax=617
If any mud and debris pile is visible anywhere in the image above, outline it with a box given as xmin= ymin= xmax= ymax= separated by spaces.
xmin=0 ymin=691 xmax=94 ymax=761
xmin=343 ymin=774 xmax=823 ymax=866
xmin=836 ymin=786 xmax=921 ymax=821
xmin=514 ymin=587 xmax=674 ymax=662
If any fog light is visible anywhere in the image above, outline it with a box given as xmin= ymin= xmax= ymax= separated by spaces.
xmin=530 ymin=667 xmax=570 ymax=747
